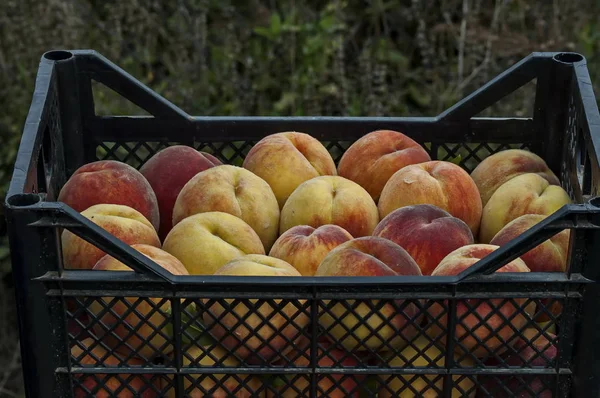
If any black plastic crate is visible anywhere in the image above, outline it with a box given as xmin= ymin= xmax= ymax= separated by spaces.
xmin=4 ymin=50 xmax=600 ymax=397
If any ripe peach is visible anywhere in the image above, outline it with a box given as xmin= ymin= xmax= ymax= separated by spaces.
xmin=58 ymin=160 xmax=160 ymax=231
xmin=429 ymin=244 xmax=533 ymax=359
xmin=490 ymin=214 xmax=570 ymax=323
xmin=315 ymin=237 xmax=423 ymax=352
xmin=269 ymin=224 xmax=353 ymax=276
xmin=380 ymin=336 xmax=475 ymax=398
xmin=470 ymin=149 xmax=559 ymax=207
xmin=479 ymin=329 xmax=557 ymax=397
xmin=490 ymin=214 xmax=570 ymax=273
xmin=378 ymin=161 xmax=482 ymax=235
xmin=173 ymin=165 xmax=280 ymax=251
xmin=242 ymin=132 xmax=337 ymax=208
xmin=71 ymin=338 xmax=158 ymax=398
xmin=373 ymin=204 xmax=474 ymax=276
xmin=203 ymin=255 xmax=309 ymax=363
xmin=162 ymin=212 xmax=265 ymax=275
xmin=267 ymin=342 xmax=363 ymax=397
xmin=163 ymin=343 xmax=262 ymax=398
xmin=337 ymin=130 xmax=431 ymax=201
xmin=90 ymin=244 xmax=189 ymax=359
xmin=139 ymin=146 xmax=222 ymax=240
xmin=279 ymin=176 xmax=379 ymax=238
xmin=479 ymin=173 xmax=571 ymax=243
xmin=61 ymin=204 xmax=160 ymax=270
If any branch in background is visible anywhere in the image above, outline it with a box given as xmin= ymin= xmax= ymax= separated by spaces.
xmin=0 ymin=342 xmax=21 ymax=398
xmin=458 ymin=0 xmax=469 ymax=84
xmin=454 ymin=0 xmax=505 ymax=97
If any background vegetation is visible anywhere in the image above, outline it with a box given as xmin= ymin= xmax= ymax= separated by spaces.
xmin=0 ymin=0 xmax=599 ymax=396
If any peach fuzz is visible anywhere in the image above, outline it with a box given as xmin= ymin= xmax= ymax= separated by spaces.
xmin=337 ymin=130 xmax=431 ymax=201
xmin=173 ymin=165 xmax=280 ymax=251
xmin=58 ymin=160 xmax=160 ymax=231
xmin=373 ymin=204 xmax=474 ymax=276
xmin=139 ymin=146 xmax=222 ymax=240
xmin=61 ymin=204 xmax=160 ymax=270
xmin=242 ymin=132 xmax=337 ymax=208
xmin=279 ymin=176 xmax=379 ymax=238
xmin=71 ymin=338 xmax=158 ymax=398
xmin=90 ymin=244 xmax=189 ymax=359
xmin=203 ymin=255 xmax=309 ymax=363
xmin=378 ymin=160 xmax=482 ymax=235
xmin=429 ymin=244 xmax=532 ymax=359
xmin=269 ymin=224 xmax=353 ymax=276
xmin=315 ymin=237 xmax=423 ymax=352
xmin=470 ymin=149 xmax=560 ymax=207
xmin=162 ymin=212 xmax=264 ymax=275
xmin=479 ymin=173 xmax=571 ymax=244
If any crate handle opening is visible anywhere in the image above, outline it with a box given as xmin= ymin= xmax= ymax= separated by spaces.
xmin=43 ymin=50 xmax=73 ymax=61
xmin=553 ymin=52 xmax=584 ymax=64
xmin=6 ymin=193 xmax=42 ymax=208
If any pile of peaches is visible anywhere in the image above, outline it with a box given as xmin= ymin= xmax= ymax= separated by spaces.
xmin=60 ymin=130 xmax=569 ymax=397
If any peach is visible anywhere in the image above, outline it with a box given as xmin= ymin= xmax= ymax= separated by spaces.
xmin=378 ymin=161 xmax=482 ymax=235
xmin=373 ymin=204 xmax=474 ymax=276
xmin=164 ymin=343 xmax=262 ymax=398
xmin=173 ymin=165 xmax=280 ymax=251
xmin=490 ymin=214 xmax=570 ymax=323
xmin=71 ymin=338 xmax=158 ymax=398
xmin=480 ymin=329 xmax=557 ymax=397
xmin=242 ymin=132 xmax=337 ymax=208
xmin=203 ymin=255 xmax=309 ymax=363
xmin=338 ymin=130 xmax=431 ymax=201
xmin=479 ymin=173 xmax=571 ymax=244
xmin=89 ymin=244 xmax=189 ymax=359
xmin=315 ymin=237 xmax=423 ymax=352
xmin=279 ymin=176 xmax=379 ymax=238
xmin=162 ymin=212 xmax=265 ymax=275
xmin=139 ymin=146 xmax=222 ymax=240
xmin=61 ymin=204 xmax=160 ymax=270
xmin=267 ymin=342 xmax=363 ymax=397
xmin=380 ymin=336 xmax=475 ymax=398
xmin=470 ymin=149 xmax=560 ymax=207
xmin=490 ymin=214 xmax=570 ymax=273
xmin=269 ymin=224 xmax=353 ymax=276
xmin=58 ymin=160 xmax=160 ymax=231
xmin=429 ymin=244 xmax=533 ymax=359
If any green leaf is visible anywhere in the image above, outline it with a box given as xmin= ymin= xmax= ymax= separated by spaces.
xmin=0 ymin=245 xmax=10 ymax=260
xmin=270 ymin=14 xmax=282 ymax=35
xmin=447 ymin=154 xmax=462 ymax=165
xmin=407 ymin=84 xmax=432 ymax=108
xmin=253 ymin=26 xmax=272 ymax=38
xmin=319 ymin=15 xmax=336 ymax=31
xmin=274 ymin=92 xmax=297 ymax=112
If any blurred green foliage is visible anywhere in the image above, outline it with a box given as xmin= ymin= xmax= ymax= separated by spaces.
xmin=0 ymin=0 xmax=599 ymax=395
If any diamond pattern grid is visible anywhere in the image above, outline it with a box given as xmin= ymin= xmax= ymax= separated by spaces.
xmin=317 ymin=298 xmax=427 ymax=358
xmin=182 ymin=373 xmax=264 ymax=397
xmin=476 ymin=374 xmax=558 ymax=397
xmin=263 ymin=374 xmax=312 ymax=397
xmin=67 ymin=295 xmax=174 ymax=366
xmin=183 ymin=297 xmax=311 ymax=367
xmin=62 ymin=292 xmax=570 ymax=397
xmin=71 ymin=372 xmax=165 ymax=397
xmin=95 ymin=138 xmax=532 ymax=174
xmin=434 ymin=142 xmax=532 ymax=172
xmin=561 ymin=88 xmax=584 ymax=200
